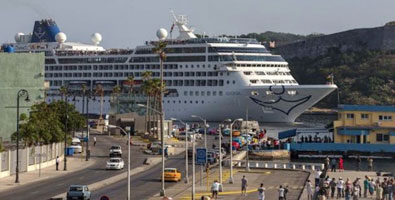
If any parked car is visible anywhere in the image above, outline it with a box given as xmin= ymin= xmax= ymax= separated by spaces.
xmin=106 ymin=157 xmax=124 ymax=170
xmin=208 ymin=128 xmax=217 ymax=135
xmin=109 ymin=145 xmax=122 ymax=157
xmin=176 ymin=132 xmax=193 ymax=141
xmin=66 ymin=185 xmax=91 ymax=200
xmin=162 ymin=168 xmax=182 ymax=182
xmin=232 ymin=131 xmax=241 ymax=137
xmin=222 ymin=128 xmax=231 ymax=136
xmin=213 ymin=147 xmax=227 ymax=158
xmin=241 ymin=133 xmax=252 ymax=142
xmin=69 ymin=138 xmax=82 ymax=153
xmin=232 ymin=141 xmax=240 ymax=150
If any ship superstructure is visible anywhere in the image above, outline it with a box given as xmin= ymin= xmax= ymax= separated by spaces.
xmin=2 ymin=15 xmax=337 ymax=123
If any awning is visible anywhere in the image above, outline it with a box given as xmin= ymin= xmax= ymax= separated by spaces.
xmin=278 ymin=129 xmax=297 ymax=139
xmin=338 ymin=128 xmax=369 ymax=136
xmin=119 ymin=118 xmax=134 ymax=123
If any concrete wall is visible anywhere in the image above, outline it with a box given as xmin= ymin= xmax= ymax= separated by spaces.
xmin=0 ymin=142 xmax=64 ymax=178
xmin=290 ymin=143 xmax=395 ymax=153
xmin=0 ymin=53 xmax=45 ymax=141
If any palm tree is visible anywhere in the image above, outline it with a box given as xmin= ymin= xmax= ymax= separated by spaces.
xmin=141 ymin=71 xmax=152 ymax=134
xmin=124 ymin=75 xmax=135 ymax=94
xmin=95 ymin=84 xmax=104 ymax=122
xmin=112 ymin=85 xmax=121 ymax=113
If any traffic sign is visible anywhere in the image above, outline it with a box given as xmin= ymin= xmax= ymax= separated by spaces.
xmin=196 ymin=148 xmax=206 ymax=165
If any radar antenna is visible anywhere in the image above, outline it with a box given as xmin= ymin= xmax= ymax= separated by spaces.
xmin=169 ymin=10 xmax=197 ymax=40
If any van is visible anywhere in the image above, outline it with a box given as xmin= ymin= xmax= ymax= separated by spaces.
xmin=70 ymin=138 xmax=82 ymax=153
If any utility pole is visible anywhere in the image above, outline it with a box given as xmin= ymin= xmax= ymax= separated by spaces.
xmin=85 ymin=93 xmax=90 ymax=161
xmin=192 ymin=134 xmax=196 ymax=200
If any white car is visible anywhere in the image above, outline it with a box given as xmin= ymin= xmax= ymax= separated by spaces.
xmin=109 ymin=145 xmax=122 ymax=157
xmin=176 ymin=132 xmax=194 ymax=141
xmin=149 ymin=141 xmax=172 ymax=150
xmin=69 ymin=138 xmax=82 ymax=153
xmin=106 ymin=158 xmax=124 ymax=170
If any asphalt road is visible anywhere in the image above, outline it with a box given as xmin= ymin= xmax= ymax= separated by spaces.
xmin=91 ymin=134 xmax=221 ymax=200
xmin=0 ymin=133 xmax=148 ymax=200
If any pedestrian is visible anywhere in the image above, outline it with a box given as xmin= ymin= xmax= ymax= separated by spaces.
xmin=345 ymin=182 xmax=353 ymax=200
xmin=284 ymin=185 xmax=289 ymax=200
xmin=367 ymin=157 xmax=374 ymax=171
xmin=324 ymin=156 xmax=330 ymax=170
xmin=241 ymin=175 xmax=248 ymax=196
xmin=306 ymin=180 xmax=313 ymax=200
xmin=337 ymin=177 xmax=345 ymax=198
xmin=330 ymin=178 xmax=336 ymax=198
xmin=353 ymin=183 xmax=360 ymax=200
xmin=315 ymin=169 xmax=322 ymax=187
xmin=258 ymin=183 xmax=266 ymax=200
xmin=331 ymin=158 xmax=337 ymax=172
xmin=376 ymin=183 xmax=383 ymax=200
xmin=369 ymin=178 xmax=375 ymax=196
xmin=356 ymin=155 xmax=361 ymax=171
xmin=278 ymin=185 xmax=285 ymax=200
xmin=210 ymin=180 xmax=220 ymax=200
xmin=93 ymin=136 xmax=97 ymax=146
xmin=339 ymin=157 xmax=344 ymax=172
xmin=386 ymin=180 xmax=393 ymax=200
xmin=164 ymin=147 xmax=169 ymax=158
xmin=56 ymin=156 xmax=60 ymax=171
xmin=363 ymin=176 xmax=369 ymax=198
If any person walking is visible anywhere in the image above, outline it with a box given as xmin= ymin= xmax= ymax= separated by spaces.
xmin=241 ymin=175 xmax=248 ymax=197
xmin=258 ymin=183 xmax=266 ymax=200
xmin=331 ymin=158 xmax=337 ymax=172
xmin=330 ymin=178 xmax=336 ymax=198
xmin=337 ymin=177 xmax=345 ymax=198
xmin=211 ymin=180 xmax=220 ymax=200
xmin=93 ymin=136 xmax=97 ymax=146
xmin=278 ymin=185 xmax=285 ymax=200
xmin=56 ymin=156 xmax=60 ymax=171
xmin=367 ymin=157 xmax=374 ymax=171
xmin=306 ymin=180 xmax=313 ymax=200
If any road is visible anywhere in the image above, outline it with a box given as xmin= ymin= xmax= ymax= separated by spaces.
xmin=0 ymin=133 xmax=149 ymax=200
xmin=92 ymin=134 xmax=221 ymax=199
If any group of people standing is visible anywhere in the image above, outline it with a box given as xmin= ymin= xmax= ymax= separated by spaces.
xmin=324 ymin=156 xmax=374 ymax=172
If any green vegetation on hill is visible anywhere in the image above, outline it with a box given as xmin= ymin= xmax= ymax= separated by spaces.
xmin=287 ymin=48 xmax=395 ymax=107
xmin=239 ymin=31 xmax=323 ymax=45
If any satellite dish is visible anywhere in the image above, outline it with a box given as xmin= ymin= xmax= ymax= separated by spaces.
xmin=14 ymin=32 xmax=25 ymax=42
xmin=156 ymin=28 xmax=168 ymax=40
xmin=91 ymin=33 xmax=102 ymax=45
xmin=55 ymin=32 xmax=67 ymax=43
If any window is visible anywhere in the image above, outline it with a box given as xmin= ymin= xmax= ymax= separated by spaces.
xmin=376 ymin=133 xmax=383 ymax=142
xmin=379 ymin=115 xmax=392 ymax=121
xmin=189 ymin=91 xmax=193 ymax=96
xmin=361 ymin=114 xmax=369 ymax=119
xmin=384 ymin=134 xmax=389 ymax=141
xmin=207 ymin=91 xmax=211 ymax=96
xmin=184 ymin=91 xmax=188 ymax=96
xmin=346 ymin=113 xmax=354 ymax=119
xmin=219 ymin=91 xmax=223 ymax=96
xmin=195 ymin=91 xmax=199 ymax=96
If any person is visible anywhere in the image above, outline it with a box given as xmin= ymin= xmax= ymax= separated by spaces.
xmin=363 ymin=176 xmax=369 ymax=198
xmin=337 ymin=177 xmax=345 ymax=198
xmin=353 ymin=183 xmax=360 ymax=200
xmin=338 ymin=157 xmax=344 ymax=172
xmin=164 ymin=147 xmax=169 ymax=158
xmin=284 ymin=185 xmax=289 ymax=200
xmin=93 ymin=136 xmax=97 ymax=146
xmin=376 ymin=183 xmax=383 ymax=200
xmin=56 ymin=156 xmax=60 ymax=171
xmin=356 ymin=155 xmax=361 ymax=171
xmin=331 ymin=158 xmax=337 ymax=172
xmin=367 ymin=157 xmax=373 ymax=171
xmin=369 ymin=178 xmax=375 ymax=196
xmin=386 ymin=180 xmax=393 ymax=200
xmin=345 ymin=181 xmax=353 ymax=200
xmin=330 ymin=178 xmax=336 ymax=198
xmin=241 ymin=175 xmax=248 ymax=196
xmin=258 ymin=183 xmax=266 ymax=200
xmin=211 ymin=180 xmax=220 ymax=200
xmin=315 ymin=169 xmax=322 ymax=186
xmin=306 ymin=180 xmax=313 ymax=200
xmin=324 ymin=156 xmax=330 ymax=170
xmin=278 ymin=185 xmax=285 ymax=200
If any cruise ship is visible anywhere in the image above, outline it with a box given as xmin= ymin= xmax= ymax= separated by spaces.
xmin=2 ymin=14 xmax=337 ymax=123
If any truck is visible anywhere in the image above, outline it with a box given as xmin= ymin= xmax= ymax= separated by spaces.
xmin=66 ymin=185 xmax=91 ymax=200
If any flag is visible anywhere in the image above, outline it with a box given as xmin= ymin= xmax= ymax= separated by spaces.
xmin=170 ymin=24 xmax=175 ymax=33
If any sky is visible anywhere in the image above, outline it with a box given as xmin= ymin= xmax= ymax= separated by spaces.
xmin=1 ymin=0 xmax=395 ymax=48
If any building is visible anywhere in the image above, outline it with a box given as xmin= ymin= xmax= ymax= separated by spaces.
xmin=333 ymin=105 xmax=395 ymax=144
xmin=0 ymin=53 xmax=45 ymax=141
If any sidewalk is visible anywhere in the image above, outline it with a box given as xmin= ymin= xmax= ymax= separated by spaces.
xmin=0 ymin=155 xmax=95 ymax=193
xmin=300 ymin=169 xmax=381 ymax=200
xmin=150 ymin=167 xmax=309 ymax=200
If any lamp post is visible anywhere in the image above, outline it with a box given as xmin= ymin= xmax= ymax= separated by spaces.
xmin=192 ymin=130 xmax=196 ymax=200
xmin=138 ymin=104 xmax=165 ymax=194
xmin=219 ymin=119 xmax=231 ymax=185
xmin=229 ymin=118 xmax=243 ymax=184
xmin=85 ymin=92 xmax=94 ymax=161
xmin=108 ymin=125 xmax=130 ymax=200
xmin=64 ymin=94 xmax=68 ymax=171
xmin=170 ymin=118 xmax=189 ymax=184
xmin=191 ymin=115 xmax=208 ymax=150
xmin=15 ymin=89 xmax=29 ymax=183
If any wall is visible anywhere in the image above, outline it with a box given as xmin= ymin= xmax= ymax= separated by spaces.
xmin=0 ymin=142 xmax=64 ymax=178
xmin=290 ymin=143 xmax=395 ymax=153
xmin=0 ymin=53 xmax=45 ymax=141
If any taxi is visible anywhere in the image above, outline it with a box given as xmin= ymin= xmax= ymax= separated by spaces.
xmin=163 ymin=168 xmax=182 ymax=182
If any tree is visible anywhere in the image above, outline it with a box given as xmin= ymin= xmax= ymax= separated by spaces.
xmin=153 ymin=41 xmax=167 ymax=139
xmin=95 ymin=84 xmax=105 ymax=121
xmin=141 ymin=71 xmax=152 ymax=134
xmin=124 ymin=75 xmax=135 ymax=94
xmin=111 ymin=85 xmax=121 ymax=113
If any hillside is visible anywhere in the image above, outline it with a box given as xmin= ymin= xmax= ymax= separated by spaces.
xmin=237 ymin=25 xmax=395 ymax=107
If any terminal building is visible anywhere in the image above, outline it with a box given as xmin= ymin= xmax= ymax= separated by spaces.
xmin=333 ymin=104 xmax=395 ymax=144
xmin=0 ymin=52 xmax=46 ymax=142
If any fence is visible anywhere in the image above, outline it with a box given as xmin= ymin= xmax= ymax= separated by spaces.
xmin=0 ymin=142 xmax=64 ymax=178
xmin=232 ymin=159 xmax=325 ymax=171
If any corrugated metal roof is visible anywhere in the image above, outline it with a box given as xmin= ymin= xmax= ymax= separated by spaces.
xmin=338 ymin=104 xmax=395 ymax=112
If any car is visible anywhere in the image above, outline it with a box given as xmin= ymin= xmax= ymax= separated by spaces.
xmin=176 ymin=132 xmax=193 ymax=141
xmin=232 ymin=141 xmax=240 ymax=150
xmin=109 ymin=145 xmax=122 ymax=157
xmin=232 ymin=131 xmax=241 ymax=137
xmin=163 ymin=168 xmax=182 ymax=182
xmin=106 ymin=157 xmax=124 ymax=170
xmin=69 ymin=138 xmax=82 ymax=153
xmin=208 ymin=128 xmax=217 ymax=135
xmin=66 ymin=185 xmax=91 ymax=200
xmin=213 ymin=147 xmax=227 ymax=158
xmin=222 ymin=128 xmax=231 ymax=136
xmin=207 ymin=151 xmax=218 ymax=164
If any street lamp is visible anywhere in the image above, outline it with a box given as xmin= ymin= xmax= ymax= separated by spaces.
xmin=15 ymin=89 xmax=29 ymax=183
xmin=108 ymin=125 xmax=131 ymax=200
xmin=85 ymin=92 xmax=94 ymax=161
xmin=170 ymin=118 xmax=189 ymax=184
xmin=229 ymin=118 xmax=243 ymax=184
xmin=138 ymin=103 xmax=166 ymax=195
xmin=64 ymin=94 xmax=68 ymax=171
xmin=191 ymin=115 xmax=208 ymax=150
xmin=219 ymin=119 xmax=231 ymax=185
